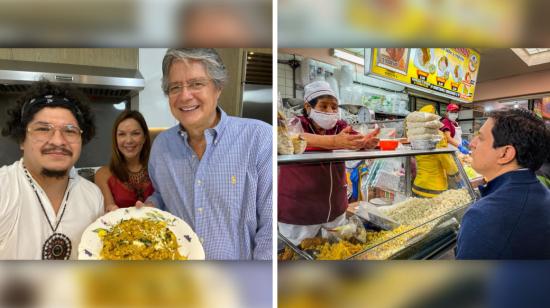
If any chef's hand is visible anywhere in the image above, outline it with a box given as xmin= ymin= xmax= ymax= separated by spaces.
xmin=334 ymin=126 xmax=364 ymax=150
xmin=135 ymin=200 xmax=155 ymax=208
xmin=362 ymin=127 xmax=381 ymax=149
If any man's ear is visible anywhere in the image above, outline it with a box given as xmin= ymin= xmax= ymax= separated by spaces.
xmin=497 ymin=145 xmax=517 ymax=165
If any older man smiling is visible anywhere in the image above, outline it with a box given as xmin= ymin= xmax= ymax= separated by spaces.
xmin=139 ymin=49 xmax=272 ymax=260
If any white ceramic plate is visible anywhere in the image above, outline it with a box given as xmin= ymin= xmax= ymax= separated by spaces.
xmin=78 ymin=207 xmax=205 ymax=260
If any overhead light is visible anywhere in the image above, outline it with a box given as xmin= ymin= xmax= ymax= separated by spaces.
xmin=249 ymin=52 xmax=255 ymax=55
xmin=332 ymin=49 xmax=364 ymax=66
xmin=511 ymin=48 xmax=550 ymax=66
xmin=514 ymin=104 xmax=519 ymax=108
xmin=113 ymin=102 xmax=126 ymax=111
xmin=247 ymin=56 xmax=252 ymax=60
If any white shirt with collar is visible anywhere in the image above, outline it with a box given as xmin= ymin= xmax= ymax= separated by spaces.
xmin=0 ymin=159 xmax=104 ymax=260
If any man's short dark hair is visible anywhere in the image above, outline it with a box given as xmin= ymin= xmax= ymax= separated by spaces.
xmin=1 ymin=80 xmax=96 ymax=145
xmin=488 ymin=108 xmax=550 ymax=171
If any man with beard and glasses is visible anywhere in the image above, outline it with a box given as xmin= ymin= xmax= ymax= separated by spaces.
xmin=0 ymin=81 xmax=104 ymax=260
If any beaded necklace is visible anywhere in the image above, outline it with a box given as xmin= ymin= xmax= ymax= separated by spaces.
xmin=23 ymin=166 xmax=72 ymax=260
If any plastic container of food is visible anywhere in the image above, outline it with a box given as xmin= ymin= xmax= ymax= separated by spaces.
xmin=379 ymin=139 xmax=399 ymax=151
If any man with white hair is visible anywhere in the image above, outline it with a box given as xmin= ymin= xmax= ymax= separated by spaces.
xmin=140 ymin=48 xmax=272 ymax=260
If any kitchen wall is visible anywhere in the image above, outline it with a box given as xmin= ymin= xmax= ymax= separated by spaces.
xmin=278 ymin=48 xmax=406 ymax=100
xmin=0 ymin=48 xmax=138 ymax=68
xmin=278 ymin=53 xmax=303 ymax=99
xmin=136 ymin=48 xmax=176 ymax=128
xmin=0 ymin=94 xmax=25 ymax=166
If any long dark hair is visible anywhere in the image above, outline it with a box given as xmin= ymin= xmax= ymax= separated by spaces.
xmin=109 ymin=110 xmax=151 ymax=182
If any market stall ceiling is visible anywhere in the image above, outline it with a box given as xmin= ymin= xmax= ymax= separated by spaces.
xmin=475 ymin=48 xmax=550 ymax=82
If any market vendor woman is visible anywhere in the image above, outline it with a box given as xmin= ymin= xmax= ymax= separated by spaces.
xmin=440 ymin=103 xmax=469 ymax=154
xmin=278 ymin=81 xmax=380 ymax=245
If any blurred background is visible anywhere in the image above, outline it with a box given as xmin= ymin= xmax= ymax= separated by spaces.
xmin=2 ymin=1 xmax=550 ymax=308
xmin=0 ymin=0 xmax=272 ymax=47
xmin=0 ymin=262 xmax=272 ymax=308
xmin=0 ymin=2 xmax=274 ymax=308
xmin=279 ymin=0 xmax=550 ymax=47
xmin=278 ymin=262 xmax=550 ymax=308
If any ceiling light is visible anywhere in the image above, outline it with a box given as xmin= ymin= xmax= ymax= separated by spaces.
xmin=512 ymin=48 xmax=550 ymax=66
xmin=113 ymin=102 xmax=126 ymax=111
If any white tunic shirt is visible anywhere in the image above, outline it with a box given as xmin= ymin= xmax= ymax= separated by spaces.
xmin=0 ymin=159 xmax=104 ymax=260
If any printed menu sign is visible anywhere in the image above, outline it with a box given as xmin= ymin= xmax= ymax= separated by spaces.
xmin=365 ymin=48 xmax=481 ymax=103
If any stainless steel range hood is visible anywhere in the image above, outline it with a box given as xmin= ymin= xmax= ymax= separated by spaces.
xmin=0 ymin=59 xmax=144 ymax=98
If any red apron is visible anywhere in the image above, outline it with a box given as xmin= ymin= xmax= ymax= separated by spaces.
xmin=278 ymin=115 xmax=351 ymax=225
xmin=278 ymin=161 xmax=348 ymax=225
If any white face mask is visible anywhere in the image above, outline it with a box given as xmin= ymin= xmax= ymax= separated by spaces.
xmin=448 ymin=113 xmax=459 ymax=121
xmin=309 ymin=108 xmax=339 ymax=130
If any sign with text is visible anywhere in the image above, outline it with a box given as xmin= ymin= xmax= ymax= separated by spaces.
xmin=365 ymin=48 xmax=481 ymax=103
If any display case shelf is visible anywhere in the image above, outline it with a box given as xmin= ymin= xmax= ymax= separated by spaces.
xmin=278 ymin=146 xmax=478 ymax=261
xmin=278 ymin=147 xmax=457 ymax=165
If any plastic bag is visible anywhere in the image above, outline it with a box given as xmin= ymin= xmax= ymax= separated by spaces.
xmin=287 ymin=117 xmax=307 ymax=154
xmin=277 ymin=111 xmax=293 ymax=155
xmin=408 ymin=134 xmax=442 ymax=141
xmin=406 ymin=111 xmax=440 ymax=122
xmin=355 ymin=202 xmax=400 ymax=231
xmin=322 ymin=216 xmax=367 ymax=243
xmin=406 ymin=127 xmax=440 ymax=136
xmin=407 ymin=120 xmax=442 ymax=129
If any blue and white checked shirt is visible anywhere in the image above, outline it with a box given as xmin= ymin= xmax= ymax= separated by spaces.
xmin=147 ymin=108 xmax=272 ymax=260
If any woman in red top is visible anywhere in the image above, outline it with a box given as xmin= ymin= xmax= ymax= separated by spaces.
xmin=278 ymin=81 xmax=379 ymax=245
xmin=95 ymin=110 xmax=154 ymax=212
xmin=440 ymin=103 xmax=462 ymax=147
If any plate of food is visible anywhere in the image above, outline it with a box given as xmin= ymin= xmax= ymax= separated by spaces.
xmin=413 ymin=48 xmax=434 ymax=72
xmin=437 ymin=56 xmax=450 ymax=79
xmin=78 ymin=207 xmax=205 ymax=260
xmin=451 ymin=64 xmax=464 ymax=83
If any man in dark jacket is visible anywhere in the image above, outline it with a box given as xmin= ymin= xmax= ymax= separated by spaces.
xmin=456 ymin=108 xmax=550 ymax=259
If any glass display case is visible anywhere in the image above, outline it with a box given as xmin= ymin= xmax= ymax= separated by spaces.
xmin=278 ymin=146 xmax=478 ymax=260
